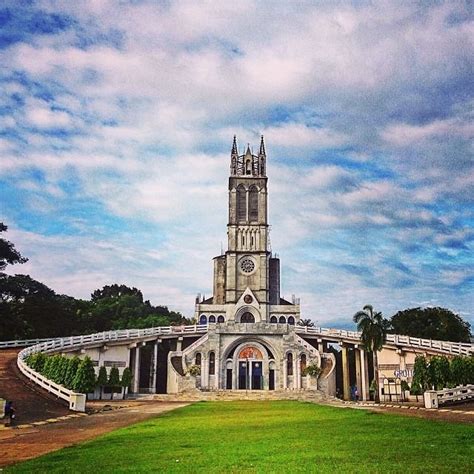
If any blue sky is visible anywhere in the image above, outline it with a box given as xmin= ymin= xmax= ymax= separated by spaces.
xmin=1 ymin=1 xmax=472 ymax=329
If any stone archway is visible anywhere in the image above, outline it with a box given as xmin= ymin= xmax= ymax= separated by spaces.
xmin=235 ymin=305 xmax=260 ymax=323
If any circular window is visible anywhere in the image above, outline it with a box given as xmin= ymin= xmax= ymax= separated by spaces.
xmin=244 ymin=295 xmax=253 ymax=304
xmin=240 ymin=258 xmax=255 ymax=274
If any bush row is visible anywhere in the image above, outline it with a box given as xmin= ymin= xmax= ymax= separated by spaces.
xmin=411 ymin=354 xmax=474 ymax=394
xmin=25 ymin=352 xmax=132 ymax=395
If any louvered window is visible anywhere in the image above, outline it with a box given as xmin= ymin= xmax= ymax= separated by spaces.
xmin=249 ymin=186 xmax=258 ymax=221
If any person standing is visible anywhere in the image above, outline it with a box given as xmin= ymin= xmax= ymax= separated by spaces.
xmin=4 ymin=400 xmax=16 ymax=426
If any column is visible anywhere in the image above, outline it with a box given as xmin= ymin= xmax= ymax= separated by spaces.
xmin=360 ymin=348 xmax=368 ymax=401
xmin=177 ymin=337 xmax=183 ymax=352
xmin=341 ymin=344 xmax=350 ymax=401
xmin=317 ymin=339 xmax=324 ymax=353
xmin=283 ymin=357 xmax=287 ymax=389
xmin=133 ymin=345 xmax=141 ymax=394
xmin=292 ymin=355 xmax=298 ymax=390
xmin=151 ymin=340 xmax=159 ymax=393
xmin=296 ymin=357 xmax=301 ymax=389
xmin=355 ymin=346 xmax=362 ymax=402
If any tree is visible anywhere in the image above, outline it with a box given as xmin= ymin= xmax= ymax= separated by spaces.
xmin=353 ymin=305 xmax=390 ymax=403
xmin=400 ymin=380 xmax=410 ymax=401
xmin=0 ymin=223 xmax=28 ymax=271
xmin=72 ymin=357 xmax=96 ymax=395
xmin=64 ymin=356 xmax=80 ymax=389
xmin=428 ymin=356 xmax=450 ymax=390
xmin=390 ymin=307 xmax=471 ymax=343
xmin=450 ymin=355 xmax=474 ymax=386
xmin=412 ymin=355 xmax=429 ymax=392
xmin=121 ymin=367 xmax=132 ymax=399
xmin=108 ymin=367 xmax=120 ymax=398
xmin=297 ymin=318 xmax=315 ymax=328
xmin=97 ymin=366 xmax=108 ymax=399
xmin=410 ymin=379 xmax=423 ymax=402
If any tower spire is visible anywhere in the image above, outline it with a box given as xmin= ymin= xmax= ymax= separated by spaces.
xmin=230 ymin=135 xmax=238 ymax=176
xmin=259 ymin=135 xmax=266 ymax=156
xmin=231 ymin=135 xmax=238 ymax=155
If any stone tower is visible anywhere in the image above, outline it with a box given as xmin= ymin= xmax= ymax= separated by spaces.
xmin=195 ymin=136 xmax=298 ymax=325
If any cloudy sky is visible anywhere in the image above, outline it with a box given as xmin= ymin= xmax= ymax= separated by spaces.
xmin=1 ymin=1 xmax=472 ymax=328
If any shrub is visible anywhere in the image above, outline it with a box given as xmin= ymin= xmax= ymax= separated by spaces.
xmin=429 ymin=356 xmax=450 ymax=390
xmin=108 ymin=367 xmax=120 ymax=392
xmin=187 ymin=364 xmax=201 ymax=376
xmin=302 ymin=363 xmax=321 ymax=377
xmin=410 ymin=380 xmax=423 ymax=401
xmin=121 ymin=367 xmax=132 ymax=399
xmin=121 ymin=367 xmax=132 ymax=389
xmin=412 ymin=355 xmax=429 ymax=391
xmin=72 ymin=357 xmax=96 ymax=394
xmin=25 ymin=352 xmax=47 ymax=372
xmin=64 ymin=356 xmax=80 ymax=389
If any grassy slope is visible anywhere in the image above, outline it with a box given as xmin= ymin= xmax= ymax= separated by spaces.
xmin=9 ymin=401 xmax=474 ymax=473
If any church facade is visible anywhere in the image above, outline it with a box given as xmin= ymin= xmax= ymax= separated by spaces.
xmin=167 ymin=137 xmax=324 ymax=393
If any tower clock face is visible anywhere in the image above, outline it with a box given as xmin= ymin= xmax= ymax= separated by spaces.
xmin=239 ymin=256 xmax=256 ymax=274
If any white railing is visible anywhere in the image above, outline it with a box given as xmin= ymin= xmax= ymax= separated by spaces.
xmin=424 ymin=385 xmax=474 ymax=408
xmin=295 ymin=326 xmax=473 ymax=356
xmin=17 ymin=344 xmax=86 ymax=412
xmin=0 ymin=338 xmax=54 ymax=349
xmin=15 ymin=324 xmax=209 ymax=412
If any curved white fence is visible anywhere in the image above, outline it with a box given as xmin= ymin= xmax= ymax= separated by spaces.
xmin=295 ymin=326 xmax=473 ymax=356
xmin=0 ymin=338 xmax=54 ymax=349
xmin=14 ymin=325 xmax=209 ymax=412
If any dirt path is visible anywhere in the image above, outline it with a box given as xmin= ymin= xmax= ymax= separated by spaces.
xmin=0 ymin=401 xmax=189 ymax=468
xmin=0 ymin=349 xmax=69 ymax=424
xmin=340 ymin=400 xmax=474 ymax=424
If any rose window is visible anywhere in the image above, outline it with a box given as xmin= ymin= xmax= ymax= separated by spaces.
xmin=240 ymin=258 xmax=255 ymax=273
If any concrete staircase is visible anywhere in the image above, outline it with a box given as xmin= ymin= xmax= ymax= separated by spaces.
xmin=148 ymin=389 xmax=331 ymax=402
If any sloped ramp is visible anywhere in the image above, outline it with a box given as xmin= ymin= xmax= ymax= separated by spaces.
xmin=0 ymin=349 xmax=69 ymax=424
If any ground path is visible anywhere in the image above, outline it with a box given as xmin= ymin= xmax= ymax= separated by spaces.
xmin=0 ymin=401 xmax=189 ymax=468
xmin=0 ymin=349 xmax=69 ymax=424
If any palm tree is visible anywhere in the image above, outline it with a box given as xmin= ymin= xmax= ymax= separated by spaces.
xmin=353 ymin=305 xmax=390 ymax=403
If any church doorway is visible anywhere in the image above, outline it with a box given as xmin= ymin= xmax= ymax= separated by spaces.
xmin=237 ymin=346 xmax=264 ymax=390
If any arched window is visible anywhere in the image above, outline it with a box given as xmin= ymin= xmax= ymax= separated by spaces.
xmin=195 ymin=353 xmax=202 ymax=366
xmin=209 ymin=351 xmax=215 ymax=375
xmin=270 ymin=316 xmax=278 ymax=323
xmin=249 ymin=186 xmax=258 ymax=221
xmin=209 ymin=315 xmax=216 ymax=323
xmin=241 ymin=312 xmax=255 ymax=323
xmin=300 ymin=354 xmax=307 ymax=373
xmin=199 ymin=315 xmax=207 ymax=325
xmin=245 ymin=159 xmax=252 ymax=175
xmin=287 ymin=352 xmax=293 ymax=376
xmin=237 ymin=185 xmax=246 ymax=222
xmin=288 ymin=316 xmax=295 ymax=325
xmin=279 ymin=316 xmax=286 ymax=324
xmin=217 ymin=315 xmax=225 ymax=323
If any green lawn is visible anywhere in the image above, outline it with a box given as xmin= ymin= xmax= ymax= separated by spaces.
xmin=9 ymin=401 xmax=474 ymax=473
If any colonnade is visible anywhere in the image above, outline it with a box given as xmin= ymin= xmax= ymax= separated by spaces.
xmin=340 ymin=343 xmax=370 ymax=401
xmin=129 ymin=336 xmax=184 ymax=394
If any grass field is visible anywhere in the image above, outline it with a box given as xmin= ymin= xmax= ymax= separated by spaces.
xmin=9 ymin=401 xmax=474 ymax=473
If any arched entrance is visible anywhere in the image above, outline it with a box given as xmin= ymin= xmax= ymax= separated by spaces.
xmin=238 ymin=346 xmax=263 ymax=390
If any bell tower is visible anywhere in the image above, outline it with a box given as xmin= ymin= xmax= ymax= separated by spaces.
xmin=225 ymin=136 xmax=270 ymax=311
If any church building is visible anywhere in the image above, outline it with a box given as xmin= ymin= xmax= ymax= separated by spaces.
xmin=168 ymin=136 xmax=324 ymax=393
